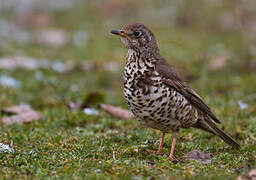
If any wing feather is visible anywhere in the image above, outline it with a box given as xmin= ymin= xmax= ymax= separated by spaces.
xmin=155 ymin=58 xmax=221 ymax=124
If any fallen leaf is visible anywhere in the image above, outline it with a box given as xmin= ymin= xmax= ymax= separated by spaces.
xmin=237 ymin=169 xmax=256 ymax=180
xmin=2 ymin=111 xmax=41 ymax=125
xmin=237 ymin=176 xmax=246 ymax=180
xmin=209 ymin=53 xmax=228 ymax=70
xmin=2 ymin=105 xmax=31 ymax=114
xmin=178 ymin=150 xmax=212 ymax=164
xmin=100 ymin=104 xmax=134 ymax=120
xmin=248 ymin=169 xmax=256 ymax=179
xmin=1 ymin=105 xmax=41 ymax=125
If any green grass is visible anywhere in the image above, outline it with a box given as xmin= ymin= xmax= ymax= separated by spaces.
xmin=0 ymin=0 xmax=256 ymax=179
xmin=0 ymin=70 xmax=255 ymax=179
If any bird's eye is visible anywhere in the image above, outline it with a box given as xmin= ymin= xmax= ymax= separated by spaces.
xmin=133 ymin=31 xmax=141 ymax=37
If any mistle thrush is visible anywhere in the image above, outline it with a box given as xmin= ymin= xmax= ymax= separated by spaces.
xmin=110 ymin=23 xmax=240 ymax=160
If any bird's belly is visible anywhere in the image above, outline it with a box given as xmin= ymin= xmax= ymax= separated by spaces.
xmin=124 ymin=83 xmax=188 ymax=132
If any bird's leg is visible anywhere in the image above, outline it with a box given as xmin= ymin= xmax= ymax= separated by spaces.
xmin=156 ymin=132 xmax=165 ymax=155
xmin=168 ymin=131 xmax=177 ymax=160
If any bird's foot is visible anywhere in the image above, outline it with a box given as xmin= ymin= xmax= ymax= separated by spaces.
xmin=156 ymin=150 xmax=163 ymax=156
xmin=167 ymin=155 xmax=173 ymax=161
xmin=167 ymin=154 xmax=177 ymax=161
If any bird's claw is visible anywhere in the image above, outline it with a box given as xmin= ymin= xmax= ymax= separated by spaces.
xmin=156 ymin=151 xmax=163 ymax=156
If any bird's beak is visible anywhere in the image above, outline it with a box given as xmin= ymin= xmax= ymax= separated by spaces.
xmin=110 ymin=30 xmax=127 ymax=37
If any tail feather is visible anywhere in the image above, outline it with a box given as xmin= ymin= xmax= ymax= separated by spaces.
xmin=195 ymin=117 xmax=240 ymax=148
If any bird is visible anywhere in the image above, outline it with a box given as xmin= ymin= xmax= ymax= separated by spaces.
xmin=110 ymin=23 xmax=240 ymax=160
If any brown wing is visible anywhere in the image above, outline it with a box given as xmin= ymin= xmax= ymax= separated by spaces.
xmin=155 ymin=57 xmax=221 ymax=124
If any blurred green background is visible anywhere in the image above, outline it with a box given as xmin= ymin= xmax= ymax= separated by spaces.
xmin=0 ymin=0 xmax=255 ymax=179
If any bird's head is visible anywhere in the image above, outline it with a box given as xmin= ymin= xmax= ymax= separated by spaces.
xmin=111 ymin=23 xmax=159 ymax=54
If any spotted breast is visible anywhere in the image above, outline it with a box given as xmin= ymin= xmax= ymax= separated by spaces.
xmin=123 ymin=49 xmax=198 ymax=133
